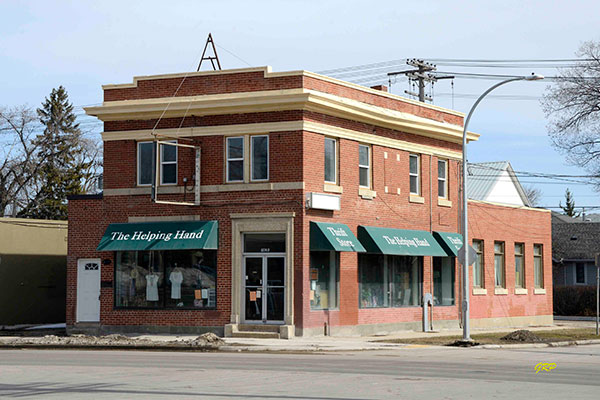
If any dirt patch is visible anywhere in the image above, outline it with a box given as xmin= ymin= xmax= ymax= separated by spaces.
xmin=0 ymin=332 xmax=224 ymax=349
xmin=500 ymin=330 xmax=544 ymax=343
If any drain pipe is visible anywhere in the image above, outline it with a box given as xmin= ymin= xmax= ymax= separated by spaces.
xmin=429 ymin=155 xmax=434 ymax=331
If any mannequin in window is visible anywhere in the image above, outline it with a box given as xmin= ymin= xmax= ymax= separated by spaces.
xmin=169 ymin=263 xmax=184 ymax=300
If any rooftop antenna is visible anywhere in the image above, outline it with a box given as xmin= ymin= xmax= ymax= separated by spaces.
xmin=197 ymin=33 xmax=222 ymax=71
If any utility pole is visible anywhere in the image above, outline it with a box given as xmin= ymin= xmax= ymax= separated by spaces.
xmin=388 ymin=59 xmax=453 ymax=103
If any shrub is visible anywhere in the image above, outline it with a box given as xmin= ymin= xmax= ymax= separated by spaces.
xmin=554 ymin=286 xmax=598 ymax=316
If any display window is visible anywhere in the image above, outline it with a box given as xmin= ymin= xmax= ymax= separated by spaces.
xmin=433 ymin=257 xmax=455 ymax=306
xmin=359 ymin=254 xmax=422 ymax=308
xmin=309 ymin=251 xmax=340 ymax=310
xmin=115 ymin=250 xmax=217 ymax=309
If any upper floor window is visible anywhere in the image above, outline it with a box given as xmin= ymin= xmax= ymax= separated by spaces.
xmin=226 ymin=137 xmax=244 ymax=182
xmin=438 ymin=159 xmax=448 ymax=198
xmin=251 ymin=135 xmax=269 ymax=181
xmin=137 ymin=141 xmax=177 ymax=186
xmin=472 ymin=239 xmax=484 ymax=288
xmin=409 ymin=154 xmax=420 ymax=195
xmin=514 ymin=243 xmax=525 ymax=288
xmin=160 ymin=141 xmax=177 ymax=185
xmin=358 ymin=144 xmax=370 ymax=188
xmin=324 ymin=137 xmax=337 ymax=184
xmin=494 ymin=241 xmax=505 ymax=288
xmin=533 ymin=244 xmax=544 ymax=288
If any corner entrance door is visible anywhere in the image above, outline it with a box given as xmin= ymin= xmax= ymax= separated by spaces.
xmin=243 ymin=256 xmax=285 ymax=323
xmin=76 ymin=258 xmax=101 ymax=322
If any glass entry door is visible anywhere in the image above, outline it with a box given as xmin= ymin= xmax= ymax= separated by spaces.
xmin=243 ymin=255 xmax=285 ymax=323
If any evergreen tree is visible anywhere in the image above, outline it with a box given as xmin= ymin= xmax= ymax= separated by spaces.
xmin=559 ymin=188 xmax=581 ymax=218
xmin=18 ymin=86 xmax=91 ymax=220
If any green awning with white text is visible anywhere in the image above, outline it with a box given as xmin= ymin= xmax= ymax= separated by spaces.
xmin=96 ymin=220 xmax=218 ymax=251
xmin=310 ymin=222 xmax=366 ymax=252
xmin=432 ymin=231 xmax=463 ymax=257
xmin=357 ymin=225 xmax=447 ymax=256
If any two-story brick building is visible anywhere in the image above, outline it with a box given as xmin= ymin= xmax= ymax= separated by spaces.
xmin=67 ymin=66 xmax=552 ymax=338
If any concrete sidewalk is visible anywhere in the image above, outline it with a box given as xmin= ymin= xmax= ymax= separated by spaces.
xmin=1 ymin=320 xmax=597 ymax=352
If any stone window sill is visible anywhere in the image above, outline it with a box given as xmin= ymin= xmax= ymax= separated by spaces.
xmin=494 ymin=288 xmax=508 ymax=295
xmin=534 ymin=288 xmax=546 ymax=295
xmin=515 ymin=288 xmax=528 ymax=295
xmin=323 ymin=183 xmax=343 ymax=194
xmin=472 ymin=288 xmax=487 ymax=295
xmin=409 ymin=194 xmax=425 ymax=204
xmin=359 ymin=187 xmax=376 ymax=199
xmin=438 ymin=198 xmax=452 ymax=207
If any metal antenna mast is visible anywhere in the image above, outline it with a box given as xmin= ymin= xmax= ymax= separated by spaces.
xmin=387 ymin=59 xmax=453 ymax=103
xmin=197 ymin=33 xmax=222 ymax=71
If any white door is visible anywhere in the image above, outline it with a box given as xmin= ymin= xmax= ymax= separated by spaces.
xmin=76 ymin=258 xmax=101 ymax=322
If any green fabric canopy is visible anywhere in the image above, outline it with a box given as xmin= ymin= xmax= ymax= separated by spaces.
xmin=310 ymin=222 xmax=365 ymax=252
xmin=357 ymin=225 xmax=447 ymax=256
xmin=97 ymin=220 xmax=218 ymax=251
xmin=432 ymin=231 xmax=463 ymax=257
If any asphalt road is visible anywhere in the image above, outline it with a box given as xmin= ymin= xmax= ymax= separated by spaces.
xmin=0 ymin=345 xmax=599 ymax=399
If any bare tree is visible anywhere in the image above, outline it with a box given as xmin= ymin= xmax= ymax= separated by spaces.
xmin=0 ymin=106 xmax=41 ymax=216
xmin=523 ymin=184 xmax=543 ymax=207
xmin=542 ymin=41 xmax=600 ymax=187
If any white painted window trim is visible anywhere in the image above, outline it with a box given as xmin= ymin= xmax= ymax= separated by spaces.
xmin=137 ymin=141 xmax=153 ymax=187
xmin=160 ymin=140 xmax=178 ymax=186
xmin=409 ymin=153 xmax=420 ymax=195
xmin=438 ymin=159 xmax=448 ymax=199
xmin=358 ymin=144 xmax=371 ymax=188
xmin=250 ymin=135 xmax=269 ymax=182
xmin=226 ymin=136 xmax=245 ymax=183
xmin=324 ymin=137 xmax=337 ymax=185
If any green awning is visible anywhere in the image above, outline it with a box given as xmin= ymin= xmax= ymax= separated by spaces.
xmin=97 ymin=220 xmax=218 ymax=251
xmin=310 ymin=222 xmax=366 ymax=252
xmin=357 ymin=225 xmax=447 ymax=256
xmin=432 ymin=231 xmax=463 ymax=257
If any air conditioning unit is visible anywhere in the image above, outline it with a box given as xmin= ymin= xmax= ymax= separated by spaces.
xmin=306 ymin=192 xmax=340 ymax=211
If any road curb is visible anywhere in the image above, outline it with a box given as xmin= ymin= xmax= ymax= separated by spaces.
xmin=479 ymin=339 xmax=600 ymax=349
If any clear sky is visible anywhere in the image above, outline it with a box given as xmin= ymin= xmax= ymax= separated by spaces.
xmin=1 ymin=0 xmax=599 ymax=210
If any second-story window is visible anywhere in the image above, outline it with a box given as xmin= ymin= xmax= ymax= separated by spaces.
xmin=160 ymin=141 xmax=177 ymax=185
xmin=251 ymin=135 xmax=269 ymax=181
xmin=137 ymin=141 xmax=177 ymax=186
xmin=227 ymin=137 xmax=244 ymax=182
xmin=409 ymin=154 xmax=420 ymax=195
xmin=438 ymin=159 xmax=448 ymax=198
xmin=358 ymin=144 xmax=370 ymax=188
xmin=324 ymin=137 xmax=337 ymax=184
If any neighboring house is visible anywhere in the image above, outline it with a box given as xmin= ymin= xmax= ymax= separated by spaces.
xmin=67 ymin=66 xmax=552 ymax=338
xmin=0 ymin=217 xmax=67 ymax=326
xmin=468 ymin=161 xmax=531 ymax=207
xmin=552 ymin=212 xmax=599 ymax=287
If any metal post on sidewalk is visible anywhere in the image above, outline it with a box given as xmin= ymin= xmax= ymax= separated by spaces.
xmin=596 ymin=253 xmax=600 ymax=336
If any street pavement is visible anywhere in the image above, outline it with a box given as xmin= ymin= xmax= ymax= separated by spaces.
xmin=0 ymin=345 xmax=598 ymax=399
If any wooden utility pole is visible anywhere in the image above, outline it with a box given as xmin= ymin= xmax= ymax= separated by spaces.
xmin=388 ymin=59 xmax=453 ymax=103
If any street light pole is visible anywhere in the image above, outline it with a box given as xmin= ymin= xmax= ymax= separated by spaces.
xmin=461 ymin=74 xmax=543 ymax=343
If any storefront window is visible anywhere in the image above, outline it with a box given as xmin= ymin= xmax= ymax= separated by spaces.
xmin=115 ymin=250 xmax=217 ymax=309
xmin=433 ymin=257 xmax=455 ymax=306
xmin=359 ymin=254 xmax=422 ymax=308
xmin=309 ymin=251 xmax=339 ymax=310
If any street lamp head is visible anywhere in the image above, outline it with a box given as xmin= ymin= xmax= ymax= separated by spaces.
xmin=525 ymin=73 xmax=544 ymax=81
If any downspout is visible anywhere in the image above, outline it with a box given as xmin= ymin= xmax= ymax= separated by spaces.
xmin=429 ymin=155 xmax=434 ymax=330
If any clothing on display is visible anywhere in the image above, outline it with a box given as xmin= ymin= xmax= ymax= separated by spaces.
xmin=146 ymin=273 xmax=159 ymax=301
xmin=169 ymin=270 xmax=183 ymax=299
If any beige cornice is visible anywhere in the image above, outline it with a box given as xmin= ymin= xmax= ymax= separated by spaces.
xmin=101 ymin=120 xmax=464 ymax=160
xmin=101 ymin=66 xmax=465 ymax=118
xmin=87 ymin=88 xmax=478 ymax=144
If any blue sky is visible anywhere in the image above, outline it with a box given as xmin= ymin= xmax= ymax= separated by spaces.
xmin=1 ymin=0 xmax=599 ymax=209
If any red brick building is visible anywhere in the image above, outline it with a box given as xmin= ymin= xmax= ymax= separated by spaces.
xmin=67 ymin=67 xmax=552 ymax=337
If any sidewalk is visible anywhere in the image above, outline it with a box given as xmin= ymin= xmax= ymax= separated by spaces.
xmin=1 ymin=320 xmax=597 ymax=352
